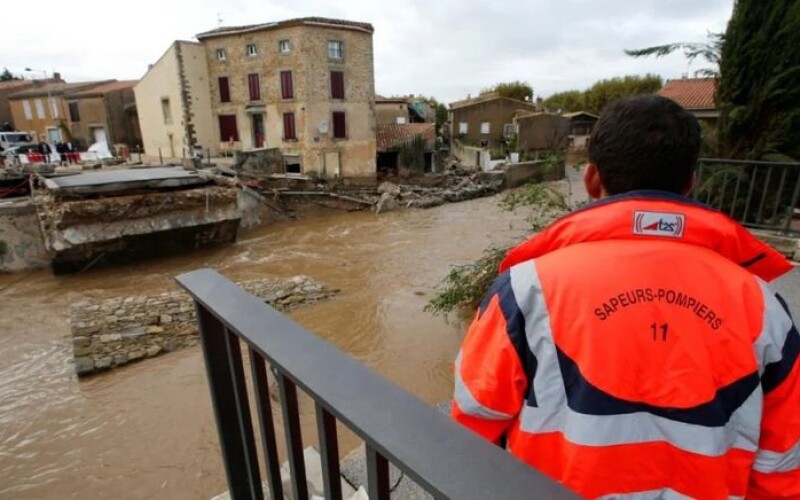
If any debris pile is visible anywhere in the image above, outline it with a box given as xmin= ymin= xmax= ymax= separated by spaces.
xmin=374 ymin=171 xmax=504 ymax=213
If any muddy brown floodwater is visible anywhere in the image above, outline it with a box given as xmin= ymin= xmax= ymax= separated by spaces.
xmin=0 ymin=194 xmax=534 ymax=499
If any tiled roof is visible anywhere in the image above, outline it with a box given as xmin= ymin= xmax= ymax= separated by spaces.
xmin=69 ymin=80 xmax=138 ymax=97
xmin=0 ymin=80 xmax=36 ymax=91
xmin=376 ymin=123 xmax=435 ymax=151
xmin=450 ymin=93 xmax=539 ymax=111
xmin=562 ymin=111 xmax=598 ymax=119
xmin=9 ymin=80 xmax=114 ymax=99
xmin=376 ymin=95 xmax=408 ymax=103
xmin=196 ymin=17 xmax=374 ymax=39
xmin=658 ymin=78 xmax=717 ymax=110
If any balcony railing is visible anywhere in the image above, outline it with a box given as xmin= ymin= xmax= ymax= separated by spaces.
xmin=177 ymin=269 xmax=576 ymax=500
xmin=695 ymin=158 xmax=800 ymax=234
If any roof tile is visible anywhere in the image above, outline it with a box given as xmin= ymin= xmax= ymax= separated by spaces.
xmin=376 ymin=123 xmax=435 ymax=151
xmin=658 ymin=78 xmax=717 ymax=110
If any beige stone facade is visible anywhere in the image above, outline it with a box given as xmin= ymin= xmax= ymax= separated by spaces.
xmin=376 ymin=97 xmax=409 ymax=124
xmin=67 ymin=81 xmax=142 ymax=148
xmin=134 ymin=41 xmax=216 ymax=159
xmin=197 ymin=18 xmax=377 ymax=178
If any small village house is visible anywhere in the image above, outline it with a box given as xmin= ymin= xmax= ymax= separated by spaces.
xmin=376 ymin=122 xmax=436 ymax=173
xmin=658 ymin=77 xmax=718 ymax=127
xmin=196 ymin=17 xmax=377 ymax=178
xmin=0 ymin=76 xmax=64 ymax=131
xmin=134 ymin=41 xmax=216 ymax=160
xmin=66 ymin=80 xmax=142 ymax=149
xmin=8 ymin=80 xmax=113 ymax=144
xmin=562 ymin=111 xmax=598 ymax=150
xmin=376 ymin=95 xmax=410 ymax=124
xmin=448 ymin=93 xmax=540 ymax=149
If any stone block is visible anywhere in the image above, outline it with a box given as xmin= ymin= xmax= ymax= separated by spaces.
xmin=160 ymin=314 xmax=173 ymax=324
xmin=113 ymin=353 xmax=128 ymax=365
xmin=128 ymin=349 xmax=145 ymax=361
xmin=99 ymin=333 xmax=122 ymax=343
xmin=145 ymin=326 xmax=165 ymax=335
xmin=121 ymin=327 xmax=146 ymax=338
xmin=94 ymin=357 xmax=112 ymax=369
xmin=145 ymin=345 xmax=162 ymax=357
xmin=75 ymin=357 xmax=94 ymax=375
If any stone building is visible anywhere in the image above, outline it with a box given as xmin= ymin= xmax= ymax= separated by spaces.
xmin=376 ymin=95 xmax=410 ymax=124
xmin=196 ymin=17 xmax=377 ymax=178
xmin=134 ymin=41 xmax=216 ymax=159
xmin=66 ymin=80 xmax=143 ymax=148
xmin=0 ymin=77 xmax=63 ymax=130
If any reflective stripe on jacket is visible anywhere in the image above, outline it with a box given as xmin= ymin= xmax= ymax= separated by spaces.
xmin=452 ymin=191 xmax=800 ymax=499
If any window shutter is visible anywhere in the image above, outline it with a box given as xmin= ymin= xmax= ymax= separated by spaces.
xmin=219 ymin=77 xmax=230 ymax=103
xmin=283 ymin=112 xmax=296 ymax=140
xmin=218 ymin=115 xmax=239 ymax=142
xmin=330 ymin=71 xmax=345 ymax=99
xmin=281 ymin=71 xmax=294 ymax=99
xmin=248 ymin=74 xmax=260 ymax=101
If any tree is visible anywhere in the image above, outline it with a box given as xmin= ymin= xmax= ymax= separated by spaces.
xmin=481 ymin=81 xmax=534 ymax=102
xmin=544 ymin=90 xmax=585 ymax=113
xmin=543 ymin=75 xmax=662 ymax=115
xmin=717 ymin=0 xmax=800 ymax=161
xmin=0 ymin=68 xmax=20 ymax=81
xmin=625 ymin=33 xmax=723 ymax=78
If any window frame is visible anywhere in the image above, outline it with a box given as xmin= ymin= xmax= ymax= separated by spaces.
xmin=503 ymin=123 xmax=516 ymax=138
xmin=328 ymin=40 xmax=344 ymax=61
xmin=247 ymin=73 xmax=261 ymax=101
xmin=332 ymin=111 xmax=347 ymax=139
xmin=160 ymin=97 xmax=172 ymax=125
xmin=22 ymin=100 xmax=32 ymax=120
xmin=216 ymin=48 xmax=227 ymax=61
xmin=458 ymin=122 xmax=468 ymax=134
xmin=218 ymin=114 xmax=239 ymax=142
xmin=282 ymin=112 xmax=297 ymax=141
xmin=35 ymin=99 xmax=45 ymax=119
xmin=278 ymin=39 xmax=291 ymax=54
xmin=246 ymin=44 xmax=258 ymax=57
xmin=480 ymin=122 xmax=490 ymax=134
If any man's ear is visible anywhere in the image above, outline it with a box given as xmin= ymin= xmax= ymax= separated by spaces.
xmin=584 ymin=163 xmax=604 ymax=200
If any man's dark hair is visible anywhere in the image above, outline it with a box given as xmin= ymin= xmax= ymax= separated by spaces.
xmin=588 ymin=95 xmax=701 ymax=195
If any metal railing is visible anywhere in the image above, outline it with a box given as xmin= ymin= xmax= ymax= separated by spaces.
xmin=177 ymin=269 xmax=576 ymax=500
xmin=694 ymin=158 xmax=800 ymax=234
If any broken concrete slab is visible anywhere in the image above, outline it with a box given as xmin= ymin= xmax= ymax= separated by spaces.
xmin=43 ymin=167 xmax=206 ymax=196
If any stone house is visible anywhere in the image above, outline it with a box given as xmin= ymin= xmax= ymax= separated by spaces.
xmin=376 ymin=122 xmax=436 ymax=173
xmin=196 ymin=17 xmax=377 ymax=178
xmin=66 ymin=80 xmax=143 ymax=148
xmin=8 ymin=80 xmax=112 ymax=144
xmin=562 ymin=111 xmax=598 ymax=150
xmin=134 ymin=41 xmax=216 ymax=159
xmin=448 ymin=93 xmax=540 ymax=148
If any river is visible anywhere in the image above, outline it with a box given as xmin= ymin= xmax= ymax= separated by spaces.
xmin=0 ymin=194 xmax=535 ymax=499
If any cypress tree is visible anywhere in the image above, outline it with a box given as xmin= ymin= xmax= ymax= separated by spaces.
xmin=717 ymin=0 xmax=800 ymax=160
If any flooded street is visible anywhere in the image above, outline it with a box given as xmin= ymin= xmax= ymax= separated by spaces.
xmin=0 ymin=194 xmax=534 ymax=499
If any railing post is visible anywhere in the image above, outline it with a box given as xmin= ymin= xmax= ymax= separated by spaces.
xmin=195 ymin=305 xmax=263 ymax=500
xmin=277 ymin=373 xmax=308 ymax=499
xmin=366 ymin=444 xmax=390 ymax=500
xmin=783 ymin=169 xmax=800 ymax=235
xmin=249 ymin=348 xmax=284 ymax=500
xmin=316 ymin=404 xmax=343 ymax=500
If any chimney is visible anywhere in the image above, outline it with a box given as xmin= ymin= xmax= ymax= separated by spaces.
xmin=53 ymin=72 xmax=62 ymax=81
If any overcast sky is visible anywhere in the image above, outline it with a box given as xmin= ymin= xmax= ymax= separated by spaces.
xmin=2 ymin=0 xmax=733 ymax=103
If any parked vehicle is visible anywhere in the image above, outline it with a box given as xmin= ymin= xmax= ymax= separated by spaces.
xmin=0 ymin=131 xmax=35 ymax=152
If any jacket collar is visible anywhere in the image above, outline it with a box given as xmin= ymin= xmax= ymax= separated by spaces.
xmin=499 ymin=190 xmax=794 ymax=282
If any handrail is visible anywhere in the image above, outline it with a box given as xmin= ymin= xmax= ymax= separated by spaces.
xmin=177 ymin=269 xmax=576 ymax=499
xmin=699 ymin=158 xmax=800 ymax=167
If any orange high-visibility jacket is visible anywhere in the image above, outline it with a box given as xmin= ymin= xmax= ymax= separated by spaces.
xmin=452 ymin=191 xmax=800 ymax=499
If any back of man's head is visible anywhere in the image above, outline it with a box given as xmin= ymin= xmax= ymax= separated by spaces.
xmin=588 ymin=95 xmax=701 ymax=195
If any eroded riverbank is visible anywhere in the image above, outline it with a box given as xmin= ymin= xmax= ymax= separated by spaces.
xmin=0 ymin=194 xmax=535 ymax=499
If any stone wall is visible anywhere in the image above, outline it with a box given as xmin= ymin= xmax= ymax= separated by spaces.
xmin=70 ymin=275 xmax=338 ymax=376
xmin=0 ymin=198 xmax=49 ymax=272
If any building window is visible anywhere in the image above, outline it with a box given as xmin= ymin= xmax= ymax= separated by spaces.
xmin=216 ymin=48 xmax=227 ymax=61
xmin=278 ymin=39 xmax=291 ymax=53
xmin=459 ymin=122 xmax=468 ymax=134
xmin=218 ymin=115 xmax=239 ymax=142
xmin=396 ymin=116 xmax=406 ymax=124
xmin=283 ymin=112 xmax=297 ymax=140
xmin=503 ymin=123 xmax=516 ymax=138
xmin=332 ymin=111 xmax=346 ymax=139
xmin=330 ymin=71 xmax=345 ymax=99
xmin=161 ymin=97 xmax=172 ymax=124
xmin=50 ymin=98 xmax=59 ymax=118
xmin=328 ymin=40 xmax=344 ymax=60
xmin=22 ymin=100 xmax=32 ymax=120
xmin=280 ymin=71 xmax=293 ymax=100
xmin=480 ymin=122 xmax=490 ymax=134
xmin=35 ymin=99 xmax=45 ymax=119
xmin=68 ymin=102 xmax=80 ymax=122
xmin=219 ymin=77 xmax=230 ymax=103
xmin=246 ymin=44 xmax=258 ymax=57
xmin=248 ymin=74 xmax=260 ymax=101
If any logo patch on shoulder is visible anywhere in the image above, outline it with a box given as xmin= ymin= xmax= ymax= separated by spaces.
xmin=633 ymin=211 xmax=686 ymax=238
